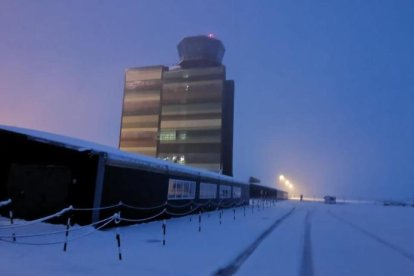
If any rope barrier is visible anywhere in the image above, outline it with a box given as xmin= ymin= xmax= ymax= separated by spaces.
xmin=0 ymin=206 xmax=73 ymax=229
xmin=195 ymin=200 xmax=213 ymax=207
xmin=120 ymin=209 xmax=166 ymax=223
xmin=0 ymin=196 xmax=253 ymax=248
xmin=0 ymin=216 xmax=115 ymax=246
xmin=122 ymin=201 xmax=166 ymax=211
xmin=0 ymin=199 xmax=12 ymax=208
xmin=166 ymin=200 xmax=195 ymax=208
xmin=235 ymin=199 xmax=246 ymax=207
xmin=215 ymin=199 xmax=224 ymax=210
xmin=72 ymin=202 xmax=121 ymax=211
xmin=165 ymin=206 xmax=200 ymax=217
xmin=0 ymin=216 xmax=114 ymax=239
xmin=219 ymin=201 xmax=236 ymax=209
xmin=0 ymin=197 xmax=248 ymax=232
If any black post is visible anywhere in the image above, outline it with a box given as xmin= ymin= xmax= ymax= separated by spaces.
xmin=198 ymin=211 xmax=202 ymax=232
xmin=63 ymin=216 xmax=71 ymax=252
xmin=233 ymin=208 xmax=235 ymax=220
xmin=9 ymin=210 xmax=16 ymax=242
xmin=244 ymin=206 xmax=246 ymax=217
xmin=162 ymin=219 xmax=166 ymax=246
xmin=116 ymin=230 xmax=122 ymax=260
xmin=115 ymin=213 xmax=122 ymax=261
xmin=189 ymin=205 xmax=193 ymax=222
xmin=219 ymin=210 xmax=222 ymax=225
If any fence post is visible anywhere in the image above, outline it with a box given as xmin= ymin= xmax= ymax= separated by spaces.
xmin=115 ymin=213 xmax=122 ymax=260
xmin=233 ymin=208 xmax=236 ymax=220
xmin=198 ymin=210 xmax=202 ymax=232
xmin=162 ymin=219 xmax=166 ymax=246
xmin=63 ymin=216 xmax=71 ymax=252
xmin=9 ymin=210 xmax=16 ymax=242
xmin=219 ymin=210 xmax=222 ymax=225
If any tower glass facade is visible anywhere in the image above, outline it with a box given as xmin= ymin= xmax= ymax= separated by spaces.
xmin=120 ymin=66 xmax=164 ymax=156
xmin=119 ymin=36 xmax=234 ymax=175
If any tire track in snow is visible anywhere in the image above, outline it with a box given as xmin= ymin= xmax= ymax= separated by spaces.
xmin=328 ymin=211 xmax=414 ymax=263
xmin=214 ymin=207 xmax=296 ymax=276
xmin=299 ymin=210 xmax=314 ymax=276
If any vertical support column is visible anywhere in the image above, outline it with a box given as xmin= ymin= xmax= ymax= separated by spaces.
xmin=92 ymin=152 xmax=106 ymax=223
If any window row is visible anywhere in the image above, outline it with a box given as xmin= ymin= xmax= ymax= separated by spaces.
xmin=167 ymin=179 xmax=242 ymax=200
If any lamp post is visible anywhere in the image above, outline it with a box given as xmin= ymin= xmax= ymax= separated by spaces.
xmin=279 ymin=174 xmax=294 ymax=198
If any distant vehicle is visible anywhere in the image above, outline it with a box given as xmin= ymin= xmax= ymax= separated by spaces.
xmin=324 ymin=196 xmax=336 ymax=204
xmin=383 ymin=201 xmax=406 ymax=207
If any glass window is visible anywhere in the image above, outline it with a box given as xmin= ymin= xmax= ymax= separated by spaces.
xmin=178 ymin=131 xmax=187 ymax=140
xmin=160 ymin=130 xmax=176 ymax=141
xmin=219 ymin=185 xmax=231 ymax=199
xmin=233 ymin=187 xmax=241 ymax=198
xmin=168 ymin=179 xmax=196 ymax=200
xmin=199 ymin=182 xmax=217 ymax=199
xmin=178 ymin=155 xmax=185 ymax=164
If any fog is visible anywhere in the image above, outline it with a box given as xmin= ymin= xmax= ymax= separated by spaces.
xmin=1 ymin=0 xmax=413 ymax=200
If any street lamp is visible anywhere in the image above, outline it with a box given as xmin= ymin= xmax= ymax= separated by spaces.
xmin=279 ymin=174 xmax=294 ymax=195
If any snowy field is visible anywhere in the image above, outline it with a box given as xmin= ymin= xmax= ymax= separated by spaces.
xmin=1 ymin=200 xmax=414 ymax=276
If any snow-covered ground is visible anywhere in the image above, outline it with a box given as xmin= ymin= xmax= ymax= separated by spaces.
xmin=1 ymin=201 xmax=414 ymax=276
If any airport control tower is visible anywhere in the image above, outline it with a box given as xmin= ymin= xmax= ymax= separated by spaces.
xmin=119 ymin=35 xmax=234 ymax=176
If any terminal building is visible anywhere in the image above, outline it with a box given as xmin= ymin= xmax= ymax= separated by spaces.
xmin=0 ymin=36 xmax=287 ymax=225
xmin=119 ymin=35 xmax=234 ymax=176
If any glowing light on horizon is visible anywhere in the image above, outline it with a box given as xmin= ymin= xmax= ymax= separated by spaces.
xmin=278 ymin=174 xmax=294 ymax=190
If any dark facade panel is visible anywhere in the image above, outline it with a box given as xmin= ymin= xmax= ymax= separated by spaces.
xmin=162 ymin=103 xmax=222 ymax=116
xmin=161 ymin=90 xmax=222 ymax=105
xmin=163 ymin=66 xmax=225 ymax=83
xmin=221 ymin=80 xmax=234 ymax=176
xmin=161 ymin=113 xmax=222 ymax=121
xmin=0 ymin=130 xmax=99 ymax=222
xmin=158 ymin=142 xmax=221 ymax=153
xmin=249 ymin=183 xmax=288 ymax=200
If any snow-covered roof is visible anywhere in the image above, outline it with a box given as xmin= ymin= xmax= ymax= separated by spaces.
xmin=0 ymin=125 xmax=246 ymax=185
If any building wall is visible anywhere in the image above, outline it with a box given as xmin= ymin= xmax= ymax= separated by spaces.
xmin=119 ymin=66 xmax=165 ymax=156
xmin=158 ymin=66 xmax=226 ymax=173
xmin=0 ymin=130 xmax=99 ymax=222
xmin=119 ymin=65 xmax=234 ymax=176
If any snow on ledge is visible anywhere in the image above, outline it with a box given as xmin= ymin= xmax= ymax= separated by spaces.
xmin=0 ymin=124 xmax=246 ymax=185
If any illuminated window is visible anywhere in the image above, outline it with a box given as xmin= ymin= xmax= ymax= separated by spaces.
xmin=178 ymin=132 xmax=187 ymax=140
xmin=219 ymin=185 xmax=231 ymax=199
xmin=160 ymin=130 xmax=176 ymax=141
xmin=199 ymin=183 xmax=217 ymax=199
xmin=233 ymin=187 xmax=241 ymax=198
xmin=178 ymin=155 xmax=185 ymax=164
xmin=168 ymin=179 xmax=196 ymax=200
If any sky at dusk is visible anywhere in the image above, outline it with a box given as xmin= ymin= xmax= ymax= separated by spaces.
xmin=1 ymin=0 xmax=413 ymax=200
